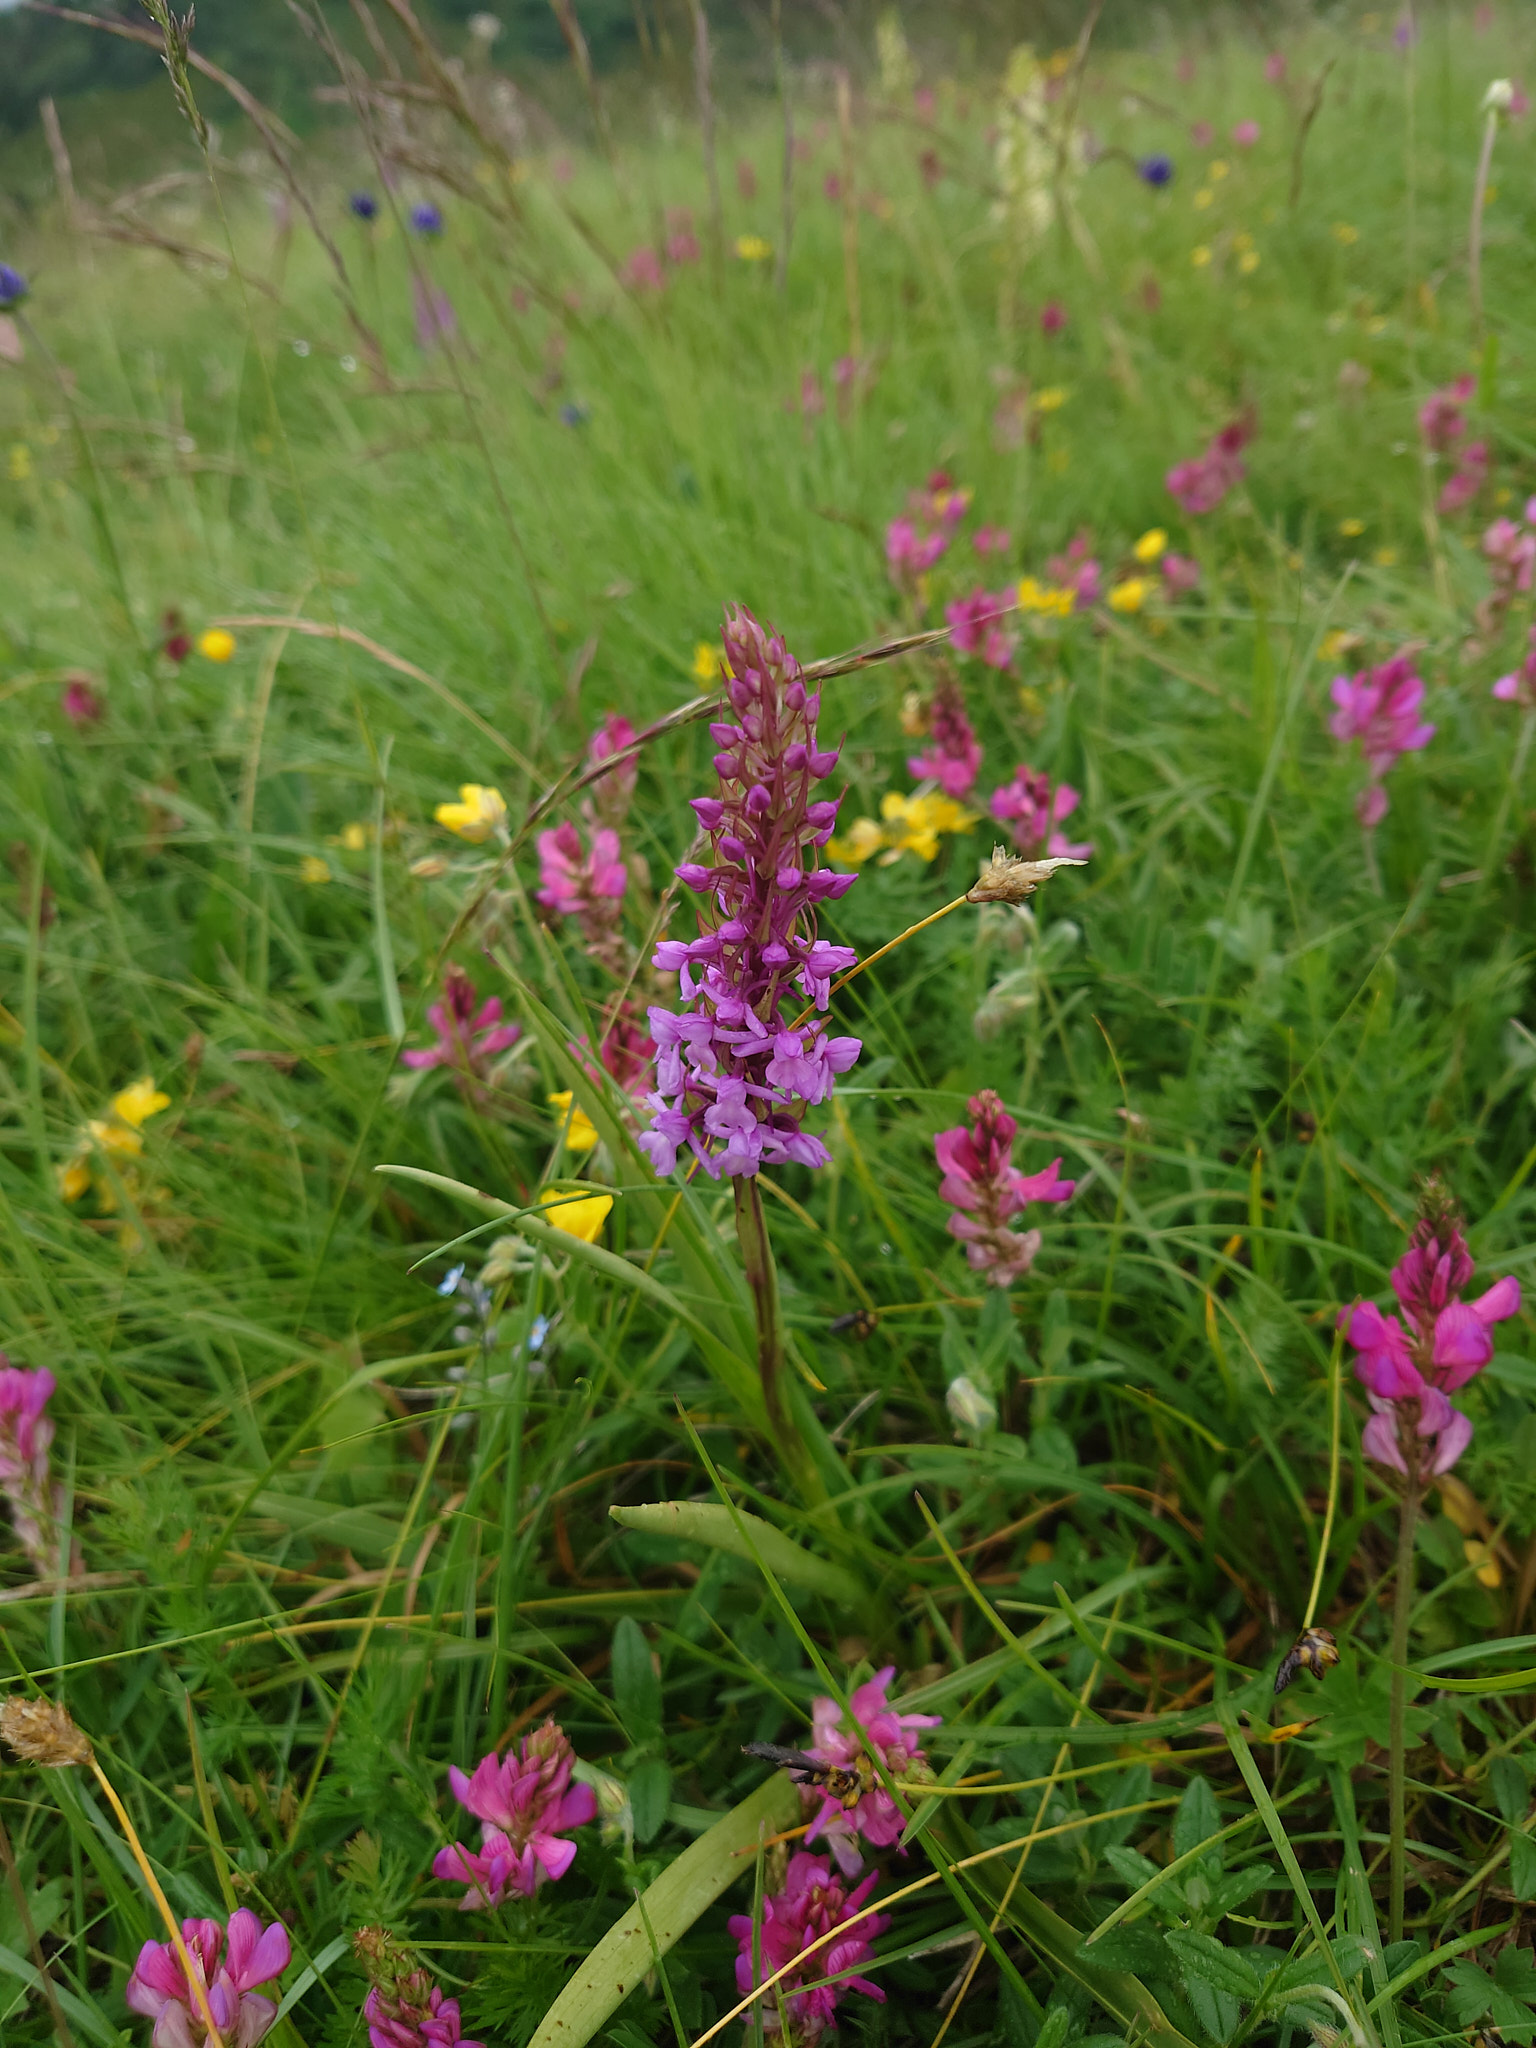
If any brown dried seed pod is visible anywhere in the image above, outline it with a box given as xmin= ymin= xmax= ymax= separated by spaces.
xmin=0 ymin=1696 xmax=93 ymax=1768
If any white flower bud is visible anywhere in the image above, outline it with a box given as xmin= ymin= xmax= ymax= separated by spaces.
xmin=946 ymin=1375 xmax=998 ymax=1440
xmin=1483 ymin=78 xmax=1516 ymax=113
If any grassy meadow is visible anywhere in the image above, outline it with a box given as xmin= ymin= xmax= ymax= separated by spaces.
xmin=3 ymin=4 xmax=1536 ymax=2045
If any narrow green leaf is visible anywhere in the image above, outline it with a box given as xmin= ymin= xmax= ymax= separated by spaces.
xmin=527 ymin=1775 xmax=799 ymax=2048
xmin=609 ymin=1501 xmax=864 ymax=1606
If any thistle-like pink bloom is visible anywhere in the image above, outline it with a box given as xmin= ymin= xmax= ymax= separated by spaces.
xmin=943 ymin=588 xmax=1016 ymax=672
xmin=1161 ymin=551 xmax=1201 ymax=596
xmin=432 ymin=1720 xmax=597 ymax=1909
xmin=401 ymin=967 xmax=521 ymax=1079
xmin=1046 ymin=533 xmax=1103 ymax=607
xmin=1231 ymin=118 xmax=1261 ymax=146
xmin=584 ymin=713 xmax=639 ymax=828
xmin=989 ymin=765 xmax=1092 ymax=860
xmin=729 ymin=1853 xmax=887 ymax=2040
xmin=61 ymin=675 xmax=104 ymax=727
xmin=126 ymin=1910 xmax=290 ymax=2048
xmin=799 ymin=1669 xmax=941 ymax=1874
xmin=1340 ymin=1189 xmax=1520 ymax=1476
xmin=1418 ymin=375 xmax=1475 ymax=453
xmin=1166 ymin=415 xmax=1254 ymax=516
xmin=623 ymin=246 xmax=665 ymax=293
xmin=934 ymin=1090 xmax=1075 ymax=1288
xmin=908 ymin=675 xmax=983 ymax=796
xmin=1438 ymin=440 xmax=1489 ymax=515
xmin=536 ymin=820 xmax=628 ymax=967
xmin=0 ymin=1360 xmax=56 ymax=1573
xmin=1493 ymin=625 xmax=1536 ymax=708
xmin=639 ymin=608 xmax=860 ymax=1180
xmin=1328 ymin=651 xmax=1434 ymax=829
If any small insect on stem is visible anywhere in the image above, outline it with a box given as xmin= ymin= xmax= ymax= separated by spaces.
xmin=1272 ymin=1624 xmax=1340 ymax=1695
xmin=740 ymin=1743 xmax=874 ymax=1810
xmin=829 ymin=1309 xmax=879 ymax=1340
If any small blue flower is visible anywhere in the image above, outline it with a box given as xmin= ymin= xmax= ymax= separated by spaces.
xmin=410 ymin=203 xmax=444 ymax=235
xmin=1137 ymin=154 xmax=1175 ymax=188
xmin=559 ymin=402 xmax=590 ymax=427
xmin=0 ymin=265 xmax=28 ymax=310
xmin=349 ymin=192 xmax=378 ymax=221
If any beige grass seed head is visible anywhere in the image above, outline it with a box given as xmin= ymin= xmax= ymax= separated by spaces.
xmin=967 ymin=846 xmax=1088 ymax=905
xmin=0 ymin=1696 xmax=93 ymax=1768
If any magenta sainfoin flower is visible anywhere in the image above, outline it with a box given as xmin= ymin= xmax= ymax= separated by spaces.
xmin=61 ymin=675 xmax=104 ymax=727
xmin=433 ymin=1719 xmax=597 ymax=1909
xmin=990 ymin=765 xmax=1092 ymax=860
xmin=1418 ymin=375 xmax=1475 ymax=453
xmin=800 ymin=1668 xmax=940 ymax=1874
xmin=622 ymin=246 xmax=665 ymax=292
xmin=1161 ymin=552 xmax=1201 ymax=596
xmin=665 ymin=208 xmax=700 ymax=264
xmin=1341 ymin=1189 xmax=1520 ymax=1477
xmin=944 ymin=589 xmax=1016 ymax=672
xmin=729 ymin=1852 xmax=889 ymax=2039
xmin=638 ymin=608 xmax=861 ymax=1180
xmin=356 ymin=1930 xmax=484 ymax=2048
xmin=1046 ymin=533 xmax=1102 ymax=607
xmin=402 ymin=966 xmax=521 ymax=1078
xmin=599 ymin=999 xmax=656 ymax=1095
xmin=0 ymin=1360 xmax=56 ymax=1572
xmin=585 ymin=712 xmax=638 ymax=827
xmin=1438 ymin=439 xmax=1488 ymax=515
xmin=1166 ymin=415 xmax=1253 ymax=516
xmin=1493 ymin=625 xmax=1536 ymax=708
xmin=886 ymin=472 xmax=969 ymax=588
xmin=536 ymin=820 xmax=628 ymax=968
xmin=935 ymin=1090 xmax=1075 ymax=1288
xmin=908 ymin=675 xmax=983 ymax=796
xmin=126 ymin=1910 xmax=290 ymax=2048
xmin=1328 ymin=650 xmax=1434 ymax=829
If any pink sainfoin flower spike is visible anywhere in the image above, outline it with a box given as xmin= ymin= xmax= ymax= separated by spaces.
xmin=1231 ymin=118 xmax=1261 ymax=146
xmin=356 ymin=1929 xmax=484 ymax=2048
xmin=1439 ymin=440 xmax=1489 ymax=515
xmin=729 ymin=1852 xmax=888 ymax=2040
xmin=908 ymin=674 xmax=983 ymax=796
xmin=433 ymin=1719 xmax=597 ymax=1909
xmin=801 ymin=1668 xmax=941 ymax=1875
xmin=944 ymin=588 xmax=1016 ymax=672
xmin=990 ymin=765 xmax=1093 ymax=860
xmin=665 ymin=208 xmax=700 ymax=264
xmin=1047 ymin=533 xmax=1102 ymax=607
xmin=536 ymin=820 xmax=628 ymax=969
xmin=127 ymin=1909 xmax=290 ymax=2048
xmin=1341 ymin=1182 xmax=1520 ymax=1477
xmin=639 ymin=607 xmax=861 ymax=1180
xmin=622 ymin=246 xmax=665 ymax=292
xmin=401 ymin=966 xmax=521 ymax=1079
xmin=1161 ymin=552 xmax=1201 ymax=596
xmin=1418 ymin=375 xmax=1475 ymax=453
xmin=0 ymin=1360 xmax=56 ymax=1573
xmin=584 ymin=713 xmax=638 ymax=829
xmin=934 ymin=1090 xmax=1075 ymax=1289
xmin=1328 ymin=650 xmax=1434 ymax=829
xmin=972 ymin=525 xmax=1011 ymax=557
xmin=1166 ymin=414 xmax=1254 ymax=516
xmin=1493 ymin=626 xmax=1536 ymax=708
xmin=61 ymin=676 xmax=104 ymax=727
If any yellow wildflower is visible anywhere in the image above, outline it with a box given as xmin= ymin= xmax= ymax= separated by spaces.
xmin=1017 ymin=577 xmax=1075 ymax=617
xmin=1032 ymin=386 xmax=1069 ymax=413
xmin=334 ymin=821 xmax=370 ymax=852
xmin=539 ymin=1187 xmax=613 ymax=1243
xmin=299 ymin=856 xmax=331 ymax=885
xmin=1238 ymin=249 xmax=1260 ymax=275
xmin=1192 ymin=245 xmax=1212 ymax=269
xmin=1373 ymin=546 xmax=1399 ymax=568
xmin=734 ymin=235 xmax=772 ymax=262
xmin=435 ymin=784 xmax=507 ymax=842
xmin=827 ymin=816 xmax=888 ymax=868
xmin=878 ymin=791 xmax=977 ymax=865
xmin=8 ymin=445 xmax=32 ymax=483
xmin=899 ymin=689 xmax=929 ymax=738
xmin=1133 ymin=528 xmax=1167 ymax=564
xmin=1320 ymin=629 xmax=1353 ymax=662
xmin=548 ymin=1090 xmax=599 ymax=1153
xmin=58 ymin=1159 xmax=93 ymax=1203
xmin=1333 ymin=222 xmax=1359 ymax=245
xmin=112 ymin=1078 xmax=170 ymax=1129
xmin=1107 ymin=577 xmax=1152 ymax=615
xmin=692 ymin=641 xmax=723 ymax=683
xmin=197 ymin=628 xmax=236 ymax=662
xmin=1193 ymin=188 xmax=1214 ymax=211
xmin=1338 ymin=517 xmax=1365 ymax=538
xmin=1209 ymin=159 xmax=1229 ymax=181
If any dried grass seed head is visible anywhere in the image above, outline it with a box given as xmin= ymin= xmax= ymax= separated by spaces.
xmin=968 ymin=845 xmax=1087 ymax=904
xmin=0 ymin=1695 xmax=93 ymax=1767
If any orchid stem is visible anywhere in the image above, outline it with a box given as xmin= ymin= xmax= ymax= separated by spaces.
xmin=734 ymin=1174 xmax=787 ymax=1442
xmin=1387 ymin=1469 xmax=1423 ymax=1943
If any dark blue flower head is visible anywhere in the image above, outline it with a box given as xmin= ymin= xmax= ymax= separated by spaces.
xmin=559 ymin=402 xmax=590 ymax=428
xmin=0 ymin=265 xmax=28 ymax=310
xmin=410 ymin=203 xmax=444 ymax=235
xmin=1137 ymin=154 xmax=1175 ymax=188
xmin=349 ymin=192 xmax=378 ymax=221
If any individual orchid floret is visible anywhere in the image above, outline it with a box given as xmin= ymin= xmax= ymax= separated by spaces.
xmin=639 ymin=607 xmax=861 ymax=1180
xmin=728 ymin=1852 xmax=888 ymax=2040
xmin=0 ymin=1361 xmax=56 ymax=1573
xmin=536 ymin=820 xmax=628 ymax=970
xmin=1165 ymin=414 xmax=1254 ymax=516
xmin=799 ymin=1668 xmax=941 ymax=1874
xmin=990 ymin=765 xmax=1093 ymax=861
xmin=1328 ymin=650 xmax=1434 ymax=829
xmin=433 ymin=1719 xmax=598 ymax=1909
xmin=935 ymin=1090 xmax=1075 ymax=1288
xmin=126 ymin=1910 xmax=290 ymax=2048
xmin=401 ymin=967 xmax=521 ymax=1091
xmin=1341 ymin=1181 xmax=1520 ymax=1477
xmin=944 ymin=589 xmax=1016 ymax=671
xmin=355 ymin=1928 xmax=485 ymax=2048
xmin=1492 ymin=626 xmax=1536 ymax=708
xmin=1418 ymin=375 xmax=1475 ymax=453
xmin=908 ymin=675 xmax=984 ymax=795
